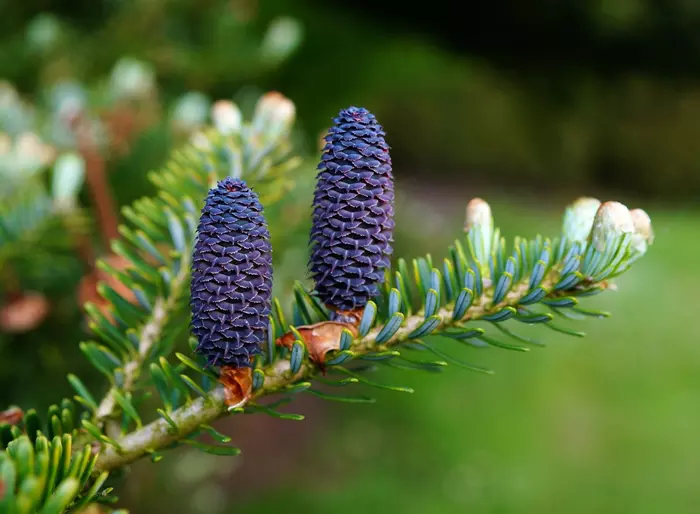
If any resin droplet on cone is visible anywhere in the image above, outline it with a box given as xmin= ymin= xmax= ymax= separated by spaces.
xmin=190 ymin=177 xmax=273 ymax=368
xmin=309 ymin=106 xmax=394 ymax=313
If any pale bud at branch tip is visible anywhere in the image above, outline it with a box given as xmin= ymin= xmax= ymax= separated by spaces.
xmin=464 ymin=197 xmax=494 ymax=265
xmin=464 ymin=197 xmax=492 ymax=233
xmin=211 ymin=100 xmax=242 ymax=136
xmin=562 ymin=196 xmax=601 ymax=242
xmin=629 ymin=208 xmax=654 ymax=257
xmin=589 ymin=201 xmax=635 ymax=253
xmin=252 ymin=92 xmax=295 ymax=137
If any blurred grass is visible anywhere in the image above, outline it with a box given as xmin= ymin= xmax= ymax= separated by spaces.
xmin=233 ymin=192 xmax=700 ymax=514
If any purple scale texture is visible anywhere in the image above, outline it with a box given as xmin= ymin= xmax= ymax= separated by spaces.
xmin=190 ymin=177 xmax=273 ymax=368
xmin=309 ymin=106 xmax=395 ymax=312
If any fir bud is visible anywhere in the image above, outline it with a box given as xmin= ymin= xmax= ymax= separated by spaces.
xmin=190 ymin=177 xmax=273 ymax=368
xmin=562 ymin=197 xmax=601 ymax=242
xmin=464 ymin=197 xmax=494 ymax=263
xmin=309 ymin=106 xmax=394 ymax=312
xmin=630 ymin=208 xmax=654 ymax=257
xmin=211 ymin=100 xmax=242 ymax=136
xmin=52 ymin=152 xmax=85 ymax=212
xmin=252 ymin=92 xmax=295 ymax=140
xmin=464 ymin=198 xmax=492 ymax=232
xmin=589 ymin=201 xmax=635 ymax=253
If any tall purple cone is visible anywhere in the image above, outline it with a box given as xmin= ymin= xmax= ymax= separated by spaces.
xmin=190 ymin=177 xmax=273 ymax=368
xmin=309 ymin=106 xmax=395 ymax=312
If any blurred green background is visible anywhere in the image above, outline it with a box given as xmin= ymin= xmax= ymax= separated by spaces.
xmin=1 ymin=0 xmax=699 ymax=513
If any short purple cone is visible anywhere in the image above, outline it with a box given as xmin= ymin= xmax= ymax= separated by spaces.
xmin=190 ymin=177 xmax=273 ymax=368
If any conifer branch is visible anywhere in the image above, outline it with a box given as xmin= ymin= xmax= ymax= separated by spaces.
xmin=0 ymin=95 xmax=653 ymax=514
xmin=95 ymin=252 xmax=192 ymax=427
xmin=95 ymin=269 xmax=593 ymax=472
xmin=97 ymin=388 xmax=227 ymax=472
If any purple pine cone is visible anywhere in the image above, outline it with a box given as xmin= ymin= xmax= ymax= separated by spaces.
xmin=309 ymin=106 xmax=395 ymax=312
xmin=190 ymin=177 xmax=273 ymax=368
